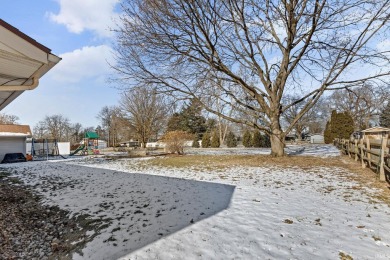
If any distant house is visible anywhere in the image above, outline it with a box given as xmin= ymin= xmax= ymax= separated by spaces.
xmin=120 ymin=140 xmax=140 ymax=148
xmin=0 ymin=124 xmax=32 ymax=162
xmin=310 ymin=134 xmax=324 ymax=144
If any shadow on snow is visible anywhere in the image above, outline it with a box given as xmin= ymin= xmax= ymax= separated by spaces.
xmin=19 ymin=162 xmax=235 ymax=259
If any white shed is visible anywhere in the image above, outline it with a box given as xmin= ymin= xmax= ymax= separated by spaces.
xmin=310 ymin=134 xmax=324 ymax=144
xmin=0 ymin=124 xmax=32 ymax=162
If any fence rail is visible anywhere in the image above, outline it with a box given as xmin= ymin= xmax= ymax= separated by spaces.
xmin=334 ymin=135 xmax=390 ymax=182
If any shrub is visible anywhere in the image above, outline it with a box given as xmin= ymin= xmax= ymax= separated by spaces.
xmin=210 ymin=131 xmax=220 ymax=148
xmin=242 ymin=130 xmax=252 ymax=147
xmin=325 ymin=110 xmax=355 ymax=143
xmin=202 ymin=132 xmax=211 ymax=148
xmin=226 ymin=131 xmax=237 ymax=147
xmin=192 ymin=136 xmax=200 ymax=148
xmin=324 ymin=121 xmax=332 ymax=144
xmin=261 ymin=134 xmax=271 ymax=147
xmin=252 ymin=131 xmax=262 ymax=147
xmin=162 ymin=131 xmax=193 ymax=155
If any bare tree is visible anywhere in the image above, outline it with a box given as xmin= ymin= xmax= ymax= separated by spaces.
xmin=120 ymin=87 xmax=170 ymax=148
xmin=0 ymin=113 xmax=19 ymax=124
xmin=329 ymin=84 xmax=390 ymax=130
xmin=112 ymin=0 xmax=390 ymax=156
xmin=97 ymin=106 xmax=126 ymax=147
xmin=34 ymin=114 xmax=71 ymax=141
xmin=282 ymin=96 xmax=329 ymax=138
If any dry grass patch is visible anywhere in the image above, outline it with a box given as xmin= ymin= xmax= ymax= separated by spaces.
xmin=147 ymin=154 xmax=346 ymax=169
xmin=142 ymin=154 xmax=390 ymax=204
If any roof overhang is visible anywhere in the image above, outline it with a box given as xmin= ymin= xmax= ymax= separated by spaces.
xmin=0 ymin=19 xmax=61 ymax=110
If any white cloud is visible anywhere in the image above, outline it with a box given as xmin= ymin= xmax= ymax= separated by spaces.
xmin=49 ymin=0 xmax=120 ymax=38
xmin=50 ymin=45 xmax=115 ymax=83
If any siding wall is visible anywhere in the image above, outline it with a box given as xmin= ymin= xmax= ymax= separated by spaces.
xmin=0 ymin=137 xmax=26 ymax=162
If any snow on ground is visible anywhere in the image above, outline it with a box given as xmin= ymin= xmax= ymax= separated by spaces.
xmin=2 ymin=145 xmax=390 ymax=259
xmin=186 ymin=144 xmax=341 ymax=157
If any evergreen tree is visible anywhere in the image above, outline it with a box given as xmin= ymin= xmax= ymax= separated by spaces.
xmin=210 ymin=131 xmax=220 ymax=148
xmin=166 ymin=99 xmax=207 ymax=136
xmin=329 ymin=110 xmax=338 ymax=141
xmin=226 ymin=131 xmax=238 ymax=148
xmin=201 ymin=132 xmax=211 ymax=148
xmin=167 ymin=113 xmax=183 ymax=132
xmin=192 ymin=135 xmax=200 ymax=148
xmin=325 ymin=110 xmax=355 ymax=141
xmin=205 ymin=118 xmax=217 ymax=132
xmin=340 ymin=112 xmax=354 ymax=138
xmin=379 ymin=102 xmax=390 ymax=127
xmin=324 ymin=121 xmax=332 ymax=144
xmin=242 ymin=130 xmax=252 ymax=147
xmin=260 ymin=134 xmax=271 ymax=148
xmin=252 ymin=131 xmax=262 ymax=147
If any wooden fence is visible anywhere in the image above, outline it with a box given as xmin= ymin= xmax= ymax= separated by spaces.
xmin=334 ymin=136 xmax=390 ymax=182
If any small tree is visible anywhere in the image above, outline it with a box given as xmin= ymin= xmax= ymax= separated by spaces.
xmin=252 ymin=131 xmax=262 ymax=148
xmin=242 ymin=130 xmax=252 ymax=148
xmin=324 ymin=121 xmax=332 ymax=144
xmin=226 ymin=132 xmax=237 ymax=148
xmin=326 ymin=110 xmax=355 ymax=142
xmin=192 ymin=136 xmax=200 ymax=148
xmin=202 ymin=132 xmax=211 ymax=148
xmin=379 ymin=102 xmax=390 ymax=128
xmin=210 ymin=131 xmax=220 ymax=148
xmin=163 ymin=131 xmax=193 ymax=155
xmin=0 ymin=113 xmax=19 ymax=124
xmin=120 ymin=87 xmax=169 ymax=148
xmin=336 ymin=112 xmax=354 ymax=139
xmin=260 ymin=134 xmax=271 ymax=148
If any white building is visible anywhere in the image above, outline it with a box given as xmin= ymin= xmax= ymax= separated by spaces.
xmin=0 ymin=124 xmax=32 ymax=162
xmin=310 ymin=134 xmax=324 ymax=144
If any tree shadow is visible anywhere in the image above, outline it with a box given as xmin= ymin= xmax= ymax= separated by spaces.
xmin=36 ymin=163 xmax=236 ymax=259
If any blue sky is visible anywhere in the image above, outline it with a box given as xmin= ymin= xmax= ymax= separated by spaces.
xmin=2 ymin=0 xmax=121 ymax=128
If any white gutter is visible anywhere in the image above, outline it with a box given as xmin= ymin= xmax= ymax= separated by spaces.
xmin=0 ymin=76 xmax=39 ymax=91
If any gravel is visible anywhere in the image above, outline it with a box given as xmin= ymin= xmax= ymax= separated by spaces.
xmin=0 ymin=170 xmax=101 ymax=260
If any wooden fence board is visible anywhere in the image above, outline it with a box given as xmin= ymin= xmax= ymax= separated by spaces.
xmin=335 ymin=135 xmax=389 ymax=182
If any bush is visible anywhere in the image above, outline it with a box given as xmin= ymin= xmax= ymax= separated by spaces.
xmin=325 ymin=110 xmax=355 ymax=143
xmin=252 ymin=131 xmax=262 ymax=147
xmin=162 ymin=131 xmax=193 ymax=155
xmin=242 ymin=130 xmax=252 ymax=147
xmin=202 ymin=132 xmax=211 ymax=148
xmin=261 ymin=134 xmax=271 ymax=147
xmin=324 ymin=121 xmax=332 ymax=144
xmin=226 ymin=131 xmax=237 ymax=147
xmin=192 ymin=136 xmax=200 ymax=148
xmin=210 ymin=131 xmax=220 ymax=148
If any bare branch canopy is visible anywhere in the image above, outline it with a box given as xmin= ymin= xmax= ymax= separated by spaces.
xmin=112 ymin=0 xmax=390 ymax=156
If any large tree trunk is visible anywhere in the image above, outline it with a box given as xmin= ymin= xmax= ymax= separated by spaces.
xmin=270 ymin=118 xmax=285 ymax=157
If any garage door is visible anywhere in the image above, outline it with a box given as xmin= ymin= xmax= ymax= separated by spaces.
xmin=0 ymin=137 xmax=26 ymax=162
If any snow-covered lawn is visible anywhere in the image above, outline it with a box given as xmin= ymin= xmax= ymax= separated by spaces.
xmin=2 ymin=145 xmax=390 ymax=259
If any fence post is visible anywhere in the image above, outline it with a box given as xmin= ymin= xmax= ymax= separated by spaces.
xmin=360 ymin=137 xmax=366 ymax=168
xmin=347 ymin=140 xmax=351 ymax=158
xmin=355 ymin=139 xmax=358 ymax=161
xmin=379 ymin=134 xmax=388 ymax=182
xmin=366 ymin=137 xmax=371 ymax=168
